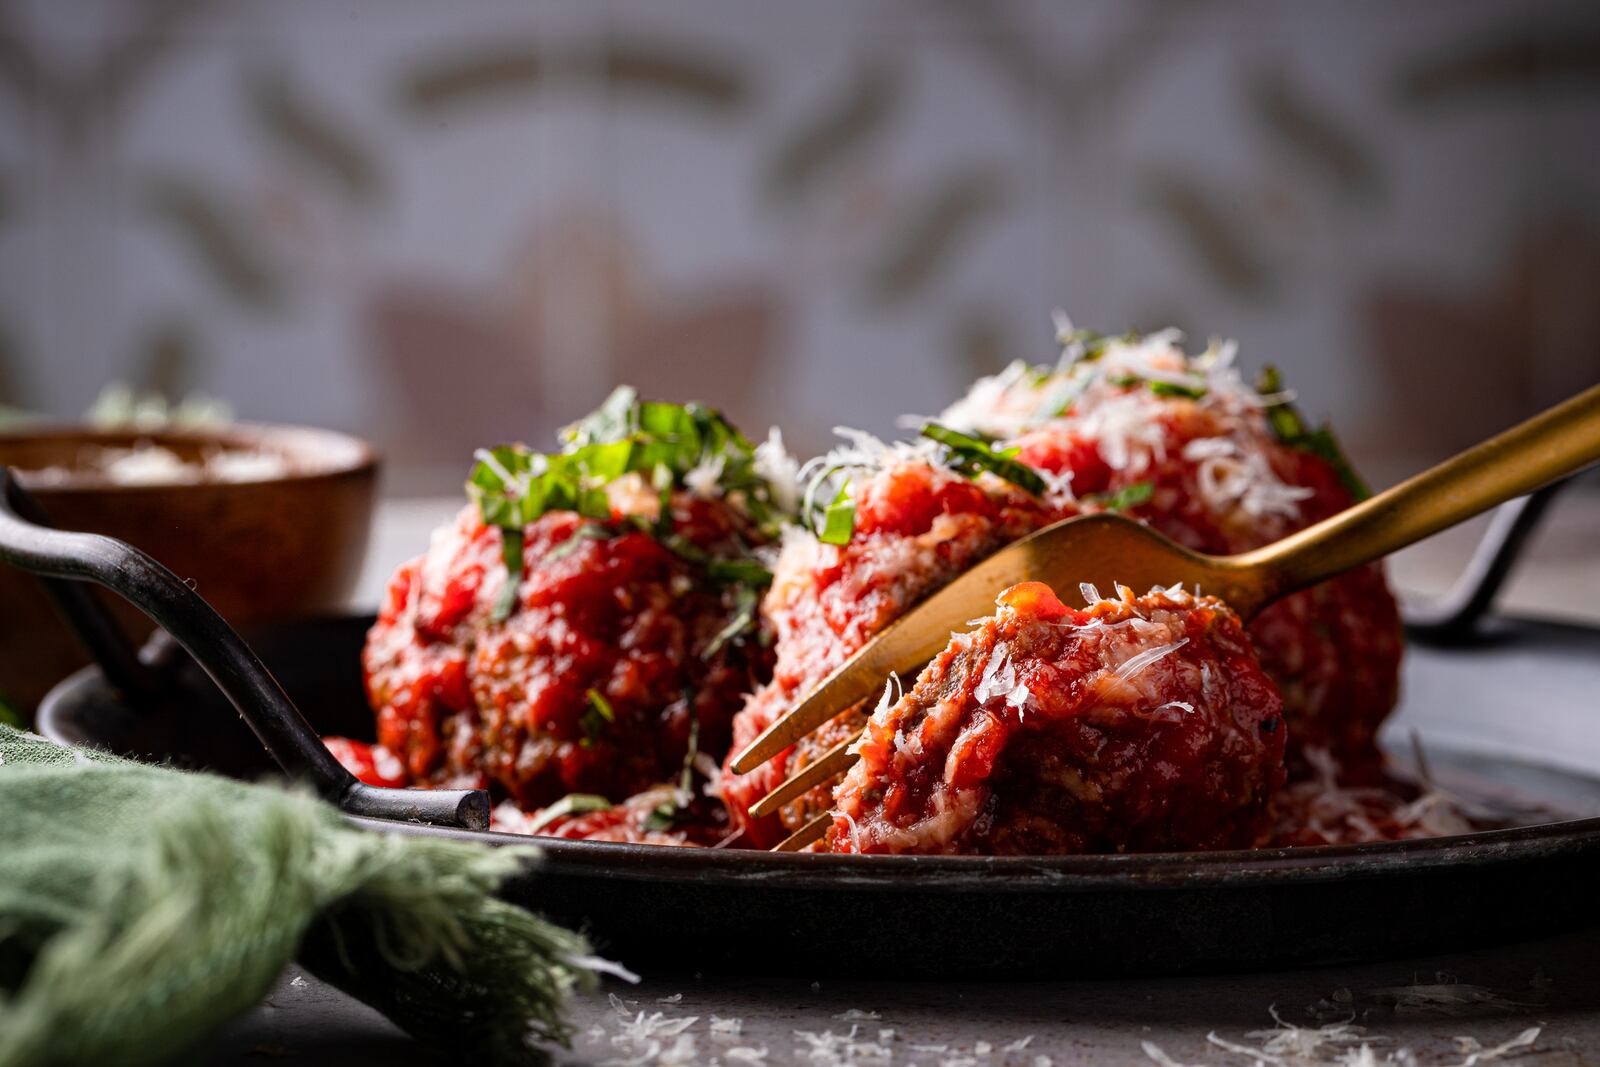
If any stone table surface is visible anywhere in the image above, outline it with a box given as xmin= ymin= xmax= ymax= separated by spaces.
xmin=208 ymin=924 xmax=1600 ymax=1065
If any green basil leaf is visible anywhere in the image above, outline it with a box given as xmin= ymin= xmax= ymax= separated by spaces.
xmin=469 ymin=388 xmax=789 ymax=595
xmin=492 ymin=527 xmax=525 ymax=621
xmin=1302 ymin=426 xmax=1371 ymax=502
xmin=678 ymin=709 xmax=700 ymax=795
xmin=577 ymin=486 xmax=613 ymax=521
xmin=1102 ymin=480 xmax=1154 ymax=511
xmin=583 ymin=439 xmax=635 ymax=481
xmin=920 ymin=421 xmax=1047 ymax=496
xmin=525 ymin=793 xmax=613 ymax=835
xmin=1255 ymin=364 xmax=1370 ymax=501
xmin=704 ymin=585 xmax=760 ymax=659
xmin=579 ymin=688 xmax=615 ymax=748
xmin=564 ymin=385 xmax=639 ymax=446
xmin=642 ymin=802 xmax=682 ymax=832
xmin=920 ymin=422 xmax=994 ymax=450
xmin=1149 ymin=380 xmax=1206 ymax=400
xmin=544 ymin=523 xmax=612 ymax=563
xmin=818 ymin=482 xmax=856 ymax=545
xmin=704 ymin=558 xmax=773 ymax=585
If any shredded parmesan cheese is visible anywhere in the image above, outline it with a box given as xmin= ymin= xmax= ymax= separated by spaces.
xmin=929 ymin=311 xmax=1326 ymax=528
xmin=1115 ymin=638 xmax=1188 ymax=681
xmin=754 ymin=428 xmax=801 ymax=513
xmin=684 ymin=453 xmax=727 ymax=499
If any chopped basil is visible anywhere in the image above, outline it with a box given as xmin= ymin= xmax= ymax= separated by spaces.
xmin=1149 ymin=380 xmax=1207 ymax=400
xmin=798 ymin=461 xmax=852 ymax=540
xmin=680 ymin=709 xmax=700 ymax=794
xmin=920 ymin=422 xmax=1048 ymax=496
xmin=799 ymin=420 xmax=1050 ymax=547
xmin=564 ymin=385 xmax=638 ymax=448
xmin=492 ymin=527 xmax=524 ymax=622
xmin=470 ymin=389 xmax=788 ymax=535
xmin=1299 ymin=426 xmax=1370 ymax=501
xmin=1105 ymin=374 xmax=1205 ymax=400
xmin=651 ymin=462 xmax=675 ymax=538
xmin=580 ymin=688 xmax=615 ymax=748
xmin=705 ymin=558 xmax=773 ymax=585
xmin=1041 ymin=380 xmax=1084 ymax=419
xmin=704 ymin=585 xmax=760 ymax=659
xmin=525 ymin=793 xmax=612 ymax=835
xmin=1101 ymin=480 xmax=1155 ymax=511
xmin=1022 ymin=364 xmax=1056 ymax=388
xmin=1059 ymin=326 xmax=1115 ymax=359
xmin=659 ymin=534 xmax=772 ymax=588
xmin=643 ymin=711 xmax=702 ymax=832
xmin=659 ymin=532 xmax=708 ymax=565
xmin=544 ymin=522 xmax=612 ymax=563
xmin=818 ymin=482 xmax=857 ymax=545
xmin=467 ymin=445 xmax=610 ymax=532
xmin=466 ymin=387 xmax=789 ymax=618
xmin=643 ymin=802 xmax=684 ymax=832
xmin=1256 ymin=365 xmax=1371 ymax=501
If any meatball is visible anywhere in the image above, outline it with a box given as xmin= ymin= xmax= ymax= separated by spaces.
xmin=828 ymin=581 xmax=1287 ymax=855
xmin=364 ymin=496 xmax=772 ymax=810
xmin=944 ymin=329 xmax=1403 ymax=779
xmin=721 ymin=459 xmax=1067 ymax=847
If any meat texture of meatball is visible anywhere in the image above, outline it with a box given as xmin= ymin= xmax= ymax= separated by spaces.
xmin=364 ymin=498 xmax=771 ymax=810
xmin=828 ymin=581 xmax=1287 ymax=855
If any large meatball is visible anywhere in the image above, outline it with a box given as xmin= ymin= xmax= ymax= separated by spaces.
xmin=364 ymin=495 xmax=772 ymax=810
xmin=946 ymin=330 xmax=1403 ymax=779
xmin=828 ymin=581 xmax=1287 ymax=855
xmin=720 ymin=459 xmax=1068 ymax=847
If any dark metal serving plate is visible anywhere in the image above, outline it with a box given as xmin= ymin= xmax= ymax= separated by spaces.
xmin=39 ymin=610 xmax=1600 ymax=979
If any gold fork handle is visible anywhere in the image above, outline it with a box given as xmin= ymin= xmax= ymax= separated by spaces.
xmin=1233 ymin=382 xmax=1600 ymax=614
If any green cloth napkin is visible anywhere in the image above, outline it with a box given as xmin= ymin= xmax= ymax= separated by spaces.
xmin=0 ymin=726 xmax=597 ymax=1067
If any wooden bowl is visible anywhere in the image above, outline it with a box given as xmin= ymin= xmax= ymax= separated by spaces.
xmin=0 ymin=423 xmax=378 ymax=713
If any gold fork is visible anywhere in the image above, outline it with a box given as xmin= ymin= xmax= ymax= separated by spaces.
xmin=730 ymin=383 xmax=1600 ymax=851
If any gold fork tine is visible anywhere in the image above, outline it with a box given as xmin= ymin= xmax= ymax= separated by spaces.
xmin=773 ymin=812 xmax=831 ymax=852
xmin=727 ymin=542 xmax=1035 ymax=775
xmin=727 ymin=639 xmax=911 ymax=775
xmin=748 ymin=729 xmax=863 ymax=819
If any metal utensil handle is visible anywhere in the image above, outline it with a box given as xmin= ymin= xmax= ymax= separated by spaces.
xmin=0 ymin=467 xmax=489 ymax=831
xmin=2 ymin=473 xmax=162 ymax=705
xmin=1403 ymin=479 xmax=1567 ymax=643
xmin=1238 ymin=383 xmax=1600 ymax=606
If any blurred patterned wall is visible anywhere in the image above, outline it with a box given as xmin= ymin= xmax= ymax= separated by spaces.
xmin=1 ymin=0 xmax=1597 ymax=491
